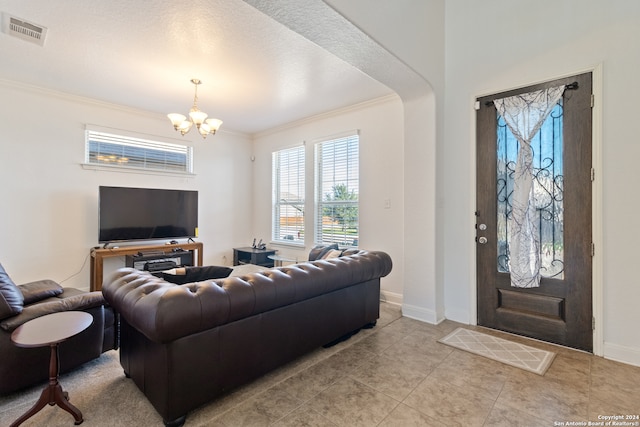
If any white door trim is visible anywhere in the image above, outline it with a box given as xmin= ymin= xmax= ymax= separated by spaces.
xmin=591 ymin=63 xmax=604 ymax=357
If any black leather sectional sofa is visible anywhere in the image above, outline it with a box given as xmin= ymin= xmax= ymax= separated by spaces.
xmin=102 ymin=249 xmax=392 ymax=426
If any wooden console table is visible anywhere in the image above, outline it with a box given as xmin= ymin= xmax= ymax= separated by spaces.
xmin=90 ymin=242 xmax=203 ymax=291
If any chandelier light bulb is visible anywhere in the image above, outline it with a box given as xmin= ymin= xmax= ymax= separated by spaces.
xmin=205 ymin=118 xmax=223 ymax=134
xmin=167 ymin=113 xmax=186 ymax=129
xmin=189 ymin=108 xmax=208 ymax=126
xmin=199 ymin=122 xmax=211 ymax=137
xmin=178 ymin=120 xmax=192 ymax=135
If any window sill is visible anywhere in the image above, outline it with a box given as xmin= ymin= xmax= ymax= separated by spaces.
xmin=81 ymin=163 xmax=196 ymax=177
xmin=270 ymin=240 xmax=306 ymax=249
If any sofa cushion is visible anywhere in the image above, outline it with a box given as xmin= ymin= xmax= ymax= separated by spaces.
xmin=308 ymin=244 xmax=339 ymax=261
xmin=341 ymin=248 xmax=360 ymax=257
xmin=321 ymin=249 xmax=343 ymax=260
xmin=0 ymin=263 xmax=24 ymax=320
xmin=19 ymin=279 xmax=64 ymax=305
xmin=162 ymin=265 xmax=233 ymax=285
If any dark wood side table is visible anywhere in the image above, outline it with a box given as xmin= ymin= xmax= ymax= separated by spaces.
xmin=10 ymin=311 xmax=93 ymax=426
xmin=233 ymin=247 xmax=276 ymax=267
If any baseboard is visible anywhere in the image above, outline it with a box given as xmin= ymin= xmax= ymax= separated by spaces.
xmin=401 ymin=303 xmax=444 ymax=325
xmin=380 ymin=290 xmax=402 ymax=306
xmin=444 ymin=307 xmax=470 ymax=325
xmin=603 ymin=341 xmax=640 ymax=368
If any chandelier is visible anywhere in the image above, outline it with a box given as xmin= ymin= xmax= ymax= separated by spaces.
xmin=167 ymin=79 xmax=223 ymax=138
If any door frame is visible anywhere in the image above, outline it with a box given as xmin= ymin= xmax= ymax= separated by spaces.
xmin=469 ymin=64 xmax=604 ymax=356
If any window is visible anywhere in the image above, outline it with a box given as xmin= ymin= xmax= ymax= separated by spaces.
xmin=315 ymin=132 xmax=359 ymax=247
xmin=85 ymin=130 xmax=193 ymax=174
xmin=272 ymin=145 xmax=305 ymax=244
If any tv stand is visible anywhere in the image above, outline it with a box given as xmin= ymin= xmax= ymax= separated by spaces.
xmin=89 ymin=242 xmax=203 ymax=291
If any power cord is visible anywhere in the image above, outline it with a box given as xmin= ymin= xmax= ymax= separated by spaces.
xmin=59 ymin=252 xmax=90 ymax=284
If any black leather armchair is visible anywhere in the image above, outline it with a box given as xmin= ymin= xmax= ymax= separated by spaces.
xmin=0 ymin=263 xmax=118 ymax=395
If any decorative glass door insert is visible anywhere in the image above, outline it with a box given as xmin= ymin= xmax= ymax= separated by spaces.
xmin=496 ymin=101 xmax=565 ymax=280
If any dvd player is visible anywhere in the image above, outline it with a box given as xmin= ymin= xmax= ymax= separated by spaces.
xmin=145 ymin=260 xmax=177 ymax=272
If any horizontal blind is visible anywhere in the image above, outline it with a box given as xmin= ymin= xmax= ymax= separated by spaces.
xmin=315 ymin=133 xmax=359 ymax=247
xmin=272 ymin=145 xmax=305 ymax=243
xmin=86 ymin=130 xmax=193 ymax=173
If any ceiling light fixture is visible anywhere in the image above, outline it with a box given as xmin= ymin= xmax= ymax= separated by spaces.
xmin=168 ymin=79 xmax=223 ymax=138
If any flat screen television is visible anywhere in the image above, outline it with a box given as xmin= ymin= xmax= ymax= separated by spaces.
xmin=98 ymin=186 xmax=198 ymax=244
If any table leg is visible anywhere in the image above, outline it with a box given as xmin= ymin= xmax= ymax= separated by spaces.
xmin=10 ymin=344 xmax=83 ymax=426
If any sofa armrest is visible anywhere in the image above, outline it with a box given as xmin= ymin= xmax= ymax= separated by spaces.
xmin=19 ymin=279 xmax=64 ymax=304
xmin=102 ymin=271 xmax=231 ymax=344
xmin=0 ymin=291 xmax=105 ymax=332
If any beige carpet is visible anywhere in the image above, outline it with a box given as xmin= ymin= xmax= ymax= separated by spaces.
xmin=438 ymin=328 xmax=556 ymax=375
xmin=0 ymin=350 xmax=165 ymax=426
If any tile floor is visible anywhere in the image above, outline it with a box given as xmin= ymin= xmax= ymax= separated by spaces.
xmin=2 ymin=302 xmax=639 ymax=426
xmin=185 ymin=303 xmax=640 ymax=426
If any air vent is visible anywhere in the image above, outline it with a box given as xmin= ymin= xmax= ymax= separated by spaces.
xmin=3 ymin=14 xmax=47 ymax=46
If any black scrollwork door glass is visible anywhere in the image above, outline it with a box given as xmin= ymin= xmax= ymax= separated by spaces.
xmin=496 ymin=101 xmax=564 ymax=280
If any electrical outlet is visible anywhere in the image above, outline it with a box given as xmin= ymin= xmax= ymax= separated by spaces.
xmin=384 ymin=198 xmax=391 ymax=209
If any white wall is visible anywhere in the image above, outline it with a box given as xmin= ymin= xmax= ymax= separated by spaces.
xmin=251 ymin=96 xmax=405 ymax=302
xmin=328 ymin=0 xmax=640 ymax=366
xmin=3 ymin=0 xmax=639 ymax=366
xmin=443 ymin=0 xmax=640 ymax=365
xmin=325 ymin=0 xmax=446 ymax=323
xmin=0 ymin=80 xmax=253 ymax=290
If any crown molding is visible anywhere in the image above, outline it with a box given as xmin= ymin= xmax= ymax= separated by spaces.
xmin=0 ymin=77 xmax=250 ymax=138
xmin=0 ymin=78 xmax=161 ymax=118
xmin=1 ymin=78 xmax=397 ymax=139
xmin=252 ymin=93 xmax=400 ymax=139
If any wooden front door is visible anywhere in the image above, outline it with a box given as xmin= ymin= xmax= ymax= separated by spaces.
xmin=476 ymin=73 xmax=593 ymax=351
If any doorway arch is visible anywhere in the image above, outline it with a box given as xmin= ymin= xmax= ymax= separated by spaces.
xmin=244 ymin=0 xmax=444 ymax=323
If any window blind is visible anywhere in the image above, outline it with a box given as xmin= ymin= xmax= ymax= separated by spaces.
xmin=272 ymin=145 xmax=305 ymax=244
xmin=86 ymin=130 xmax=193 ymax=173
xmin=315 ymin=133 xmax=359 ymax=247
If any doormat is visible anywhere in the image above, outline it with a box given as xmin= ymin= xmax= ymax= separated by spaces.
xmin=438 ymin=328 xmax=556 ymax=375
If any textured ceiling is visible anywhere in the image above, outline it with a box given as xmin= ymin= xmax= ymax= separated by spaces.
xmin=0 ymin=0 xmax=393 ymax=134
